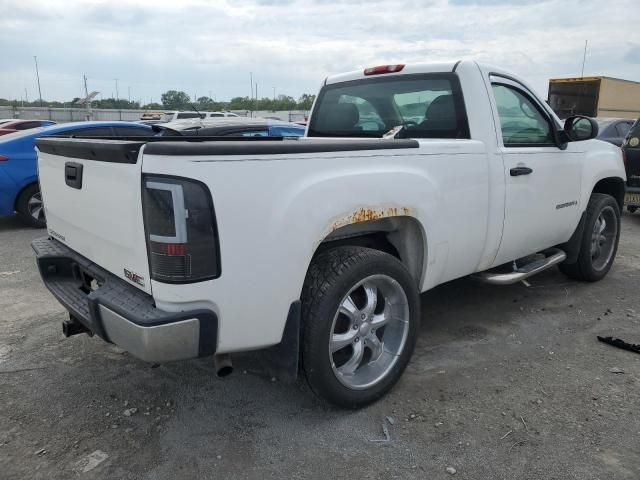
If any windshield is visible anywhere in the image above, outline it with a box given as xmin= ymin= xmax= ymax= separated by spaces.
xmin=308 ymin=73 xmax=469 ymax=139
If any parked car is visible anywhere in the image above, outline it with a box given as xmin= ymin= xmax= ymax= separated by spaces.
xmin=622 ymin=118 xmax=640 ymax=212
xmin=139 ymin=111 xmax=164 ymax=123
xmin=158 ymin=111 xmax=240 ymax=123
xmin=0 ymin=119 xmax=56 ymax=136
xmin=33 ymin=60 xmax=624 ymax=408
xmin=204 ymin=111 xmax=240 ymax=119
xmin=593 ymin=117 xmax=635 ymax=147
xmin=0 ymin=121 xmax=152 ymax=228
xmin=155 ymin=117 xmax=306 ymax=137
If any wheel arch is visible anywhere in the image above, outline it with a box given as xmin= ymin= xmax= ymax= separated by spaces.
xmin=13 ymin=180 xmax=39 ymax=211
xmin=312 ymin=215 xmax=427 ymax=288
xmin=591 ymin=176 xmax=625 ymax=211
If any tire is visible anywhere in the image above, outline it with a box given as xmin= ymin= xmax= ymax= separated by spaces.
xmin=301 ymin=246 xmax=420 ymax=408
xmin=559 ymin=193 xmax=620 ymax=282
xmin=15 ymin=184 xmax=46 ymax=228
xmin=628 ymin=206 xmax=638 ymax=214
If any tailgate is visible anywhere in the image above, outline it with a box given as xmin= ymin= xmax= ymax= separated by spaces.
xmin=36 ymin=138 xmax=152 ymax=294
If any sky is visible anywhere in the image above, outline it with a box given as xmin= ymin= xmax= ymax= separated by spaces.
xmin=1 ymin=0 xmax=639 ymax=103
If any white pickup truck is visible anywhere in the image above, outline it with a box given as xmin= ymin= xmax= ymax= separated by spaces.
xmin=33 ymin=60 xmax=625 ymax=408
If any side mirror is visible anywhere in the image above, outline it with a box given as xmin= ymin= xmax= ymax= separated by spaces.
xmin=564 ymin=116 xmax=599 ymax=142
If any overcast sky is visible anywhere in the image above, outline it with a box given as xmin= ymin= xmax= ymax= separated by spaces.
xmin=1 ymin=0 xmax=638 ymax=103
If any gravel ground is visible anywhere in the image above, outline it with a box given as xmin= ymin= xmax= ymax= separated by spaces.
xmin=1 ymin=213 xmax=639 ymax=479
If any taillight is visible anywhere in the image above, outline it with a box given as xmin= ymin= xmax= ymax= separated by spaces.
xmin=364 ymin=64 xmax=405 ymax=76
xmin=0 ymin=155 xmax=8 ymax=161
xmin=142 ymin=175 xmax=220 ymax=283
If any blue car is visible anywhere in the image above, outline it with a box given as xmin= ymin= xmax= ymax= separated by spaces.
xmin=0 ymin=121 xmax=152 ymax=227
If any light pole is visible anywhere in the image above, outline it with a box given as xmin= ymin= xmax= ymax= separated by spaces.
xmin=114 ymin=78 xmax=119 ymax=101
xmin=33 ymin=56 xmax=43 ymax=107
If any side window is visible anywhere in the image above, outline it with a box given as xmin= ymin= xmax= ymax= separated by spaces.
xmin=113 ymin=126 xmax=151 ymax=137
xmin=492 ymin=84 xmax=553 ymax=146
xmin=616 ymin=122 xmax=632 ymax=138
xmin=15 ymin=122 xmax=40 ymax=130
xmin=60 ymin=127 xmax=114 ymax=137
xmin=209 ymin=113 xmax=225 ymax=118
xmin=176 ymin=112 xmax=201 ymax=120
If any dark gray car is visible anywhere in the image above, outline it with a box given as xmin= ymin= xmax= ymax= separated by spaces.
xmin=594 ymin=118 xmax=635 ymax=146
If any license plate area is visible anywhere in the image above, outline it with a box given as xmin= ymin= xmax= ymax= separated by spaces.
xmin=625 ymin=193 xmax=640 ymax=206
xmin=70 ymin=263 xmax=102 ymax=294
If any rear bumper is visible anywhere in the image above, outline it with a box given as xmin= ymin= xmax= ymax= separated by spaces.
xmin=32 ymin=237 xmax=217 ymax=363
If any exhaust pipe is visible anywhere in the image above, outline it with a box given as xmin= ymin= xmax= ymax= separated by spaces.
xmin=62 ymin=316 xmax=91 ymax=337
xmin=214 ymin=354 xmax=233 ymax=377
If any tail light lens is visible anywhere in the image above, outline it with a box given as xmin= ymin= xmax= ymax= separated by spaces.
xmin=0 ymin=155 xmax=8 ymax=161
xmin=142 ymin=175 xmax=220 ymax=283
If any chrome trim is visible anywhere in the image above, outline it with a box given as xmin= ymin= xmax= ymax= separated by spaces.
xmin=474 ymin=248 xmax=567 ymax=285
xmin=100 ymin=306 xmax=199 ymax=363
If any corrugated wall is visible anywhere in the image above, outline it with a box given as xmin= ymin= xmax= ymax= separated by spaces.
xmin=597 ymin=78 xmax=640 ymax=119
xmin=0 ymin=106 xmax=308 ymax=123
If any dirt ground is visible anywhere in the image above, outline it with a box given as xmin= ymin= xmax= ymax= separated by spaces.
xmin=1 ymin=213 xmax=639 ymax=480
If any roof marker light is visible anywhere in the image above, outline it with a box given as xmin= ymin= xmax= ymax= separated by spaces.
xmin=364 ymin=64 xmax=405 ymax=76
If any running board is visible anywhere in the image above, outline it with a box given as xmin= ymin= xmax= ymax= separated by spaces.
xmin=474 ymin=248 xmax=567 ymax=285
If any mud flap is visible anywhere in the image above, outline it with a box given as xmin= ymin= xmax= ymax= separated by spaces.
xmin=258 ymin=301 xmax=301 ymax=383
xmin=559 ymin=211 xmax=587 ymax=264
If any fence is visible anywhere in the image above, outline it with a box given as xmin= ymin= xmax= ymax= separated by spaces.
xmin=0 ymin=106 xmax=308 ymax=123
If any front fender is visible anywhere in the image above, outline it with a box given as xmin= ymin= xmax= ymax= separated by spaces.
xmin=580 ymin=140 xmax=626 ymax=209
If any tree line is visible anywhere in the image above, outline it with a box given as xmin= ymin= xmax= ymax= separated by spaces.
xmin=0 ymin=91 xmax=315 ymax=111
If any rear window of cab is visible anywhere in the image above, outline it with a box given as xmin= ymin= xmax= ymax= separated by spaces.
xmin=308 ymin=73 xmax=469 ymax=139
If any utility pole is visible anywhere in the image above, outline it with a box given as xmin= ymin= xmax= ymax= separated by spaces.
xmin=273 ymin=87 xmax=276 ymax=102
xmin=250 ymin=72 xmax=254 ymax=116
xmin=580 ymin=40 xmax=588 ymax=77
xmin=83 ymin=74 xmax=92 ymax=121
xmin=33 ymin=56 xmax=43 ymax=107
xmin=24 ymin=88 xmax=28 ymax=103
xmin=128 ymin=86 xmax=131 ymax=103
xmin=114 ymin=78 xmax=119 ymax=101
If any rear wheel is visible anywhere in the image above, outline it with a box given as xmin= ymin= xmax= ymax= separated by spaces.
xmin=559 ymin=193 xmax=620 ymax=282
xmin=301 ymin=246 xmax=420 ymax=408
xmin=16 ymin=184 xmax=46 ymax=228
xmin=628 ymin=206 xmax=638 ymax=214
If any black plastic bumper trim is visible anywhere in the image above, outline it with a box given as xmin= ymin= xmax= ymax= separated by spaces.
xmin=32 ymin=236 xmax=217 ymax=358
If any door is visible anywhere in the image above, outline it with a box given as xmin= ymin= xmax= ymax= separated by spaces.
xmin=491 ymin=77 xmax=583 ymax=265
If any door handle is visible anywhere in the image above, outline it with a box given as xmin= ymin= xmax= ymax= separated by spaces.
xmin=510 ymin=166 xmax=533 ymax=176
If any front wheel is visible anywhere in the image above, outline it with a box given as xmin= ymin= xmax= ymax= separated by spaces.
xmin=559 ymin=193 xmax=620 ymax=282
xmin=301 ymin=247 xmax=420 ymax=408
xmin=628 ymin=206 xmax=638 ymax=214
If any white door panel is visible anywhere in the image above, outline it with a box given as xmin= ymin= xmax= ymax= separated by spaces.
xmin=489 ymin=78 xmax=583 ymax=265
